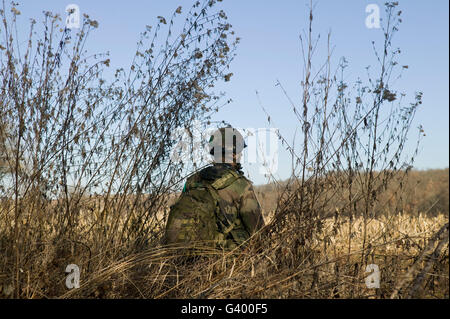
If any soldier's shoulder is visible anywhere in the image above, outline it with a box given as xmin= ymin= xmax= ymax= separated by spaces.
xmin=183 ymin=164 xmax=227 ymax=191
xmin=239 ymin=174 xmax=253 ymax=185
xmin=198 ymin=164 xmax=230 ymax=180
xmin=186 ymin=164 xmax=254 ymax=192
xmin=201 ymin=164 xmax=248 ymax=187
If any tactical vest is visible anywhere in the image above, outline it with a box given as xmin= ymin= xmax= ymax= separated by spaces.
xmin=165 ymin=164 xmax=251 ymax=249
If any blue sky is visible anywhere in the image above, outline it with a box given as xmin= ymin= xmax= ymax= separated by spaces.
xmin=13 ymin=0 xmax=449 ymax=185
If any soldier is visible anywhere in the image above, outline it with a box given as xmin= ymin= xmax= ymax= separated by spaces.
xmin=164 ymin=126 xmax=265 ymax=250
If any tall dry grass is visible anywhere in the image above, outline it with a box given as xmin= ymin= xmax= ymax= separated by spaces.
xmin=0 ymin=0 xmax=238 ymax=298
xmin=0 ymin=1 xmax=448 ymax=299
xmin=0 ymin=169 xmax=447 ymax=299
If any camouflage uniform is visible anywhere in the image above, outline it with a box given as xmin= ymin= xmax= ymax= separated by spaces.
xmin=165 ymin=163 xmax=264 ymax=249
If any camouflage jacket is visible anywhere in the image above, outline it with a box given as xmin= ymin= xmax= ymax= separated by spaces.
xmin=164 ymin=163 xmax=264 ymax=249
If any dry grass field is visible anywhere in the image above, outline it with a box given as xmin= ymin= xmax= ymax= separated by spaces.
xmin=0 ymin=0 xmax=448 ymax=300
xmin=0 ymin=169 xmax=447 ymax=299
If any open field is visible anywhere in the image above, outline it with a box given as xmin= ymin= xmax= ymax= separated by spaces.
xmin=0 ymin=169 xmax=448 ymax=299
xmin=0 ymin=0 xmax=448 ymax=300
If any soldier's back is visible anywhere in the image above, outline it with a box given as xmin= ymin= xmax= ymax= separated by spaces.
xmin=165 ymin=163 xmax=264 ymax=249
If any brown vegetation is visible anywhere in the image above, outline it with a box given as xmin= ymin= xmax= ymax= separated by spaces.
xmin=0 ymin=1 xmax=448 ymax=299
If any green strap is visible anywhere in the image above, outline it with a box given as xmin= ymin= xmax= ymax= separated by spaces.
xmin=211 ymin=170 xmax=240 ymax=190
xmin=206 ymin=184 xmax=239 ymax=240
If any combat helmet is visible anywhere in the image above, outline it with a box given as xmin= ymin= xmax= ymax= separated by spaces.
xmin=209 ymin=127 xmax=246 ymax=164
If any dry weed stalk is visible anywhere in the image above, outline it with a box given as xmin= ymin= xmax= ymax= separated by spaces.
xmin=0 ymin=1 xmax=448 ymax=299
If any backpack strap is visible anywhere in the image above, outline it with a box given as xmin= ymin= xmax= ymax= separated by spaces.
xmin=206 ymin=171 xmax=244 ymax=245
xmin=210 ymin=170 xmax=240 ymax=190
